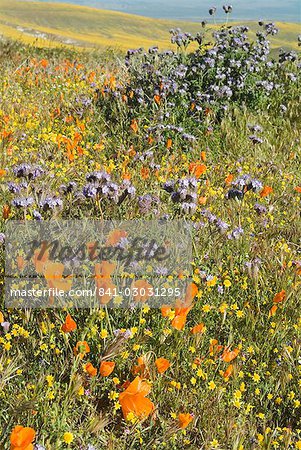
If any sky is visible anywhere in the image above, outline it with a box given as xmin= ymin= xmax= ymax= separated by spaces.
xmin=39 ymin=0 xmax=301 ymax=22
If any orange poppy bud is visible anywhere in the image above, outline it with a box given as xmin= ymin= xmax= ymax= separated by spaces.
xmin=17 ymin=256 xmax=26 ymax=272
xmin=269 ymin=304 xmax=278 ymax=317
xmin=32 ymin=245 xmax=50 ymax=274
xmin=166 ymin=138 xmax=172 ymax=149
xmin=61 ymin=314 xmax=77 ymax=333
xmin=99 ymin=361 xmax=115 ymax=377
xmin=155 ymin=357 xmax=170 ymax=374
xmin=140 ymin=167 xmax=150 ymax=180
xmin=3 ymin=204 xmax=11 ymax=219
xmin=130 ymin=119 xmax=139 ymax=133
xmin=154 ymin=95 xmax=161 ymax=105
xmin=185 ymin=282 xmax=198 ymax=304
xmin=295 ymin=186 xmax=301 ymax=193
xmin=40 ymin=59 xmax=48 ymax=68
xmin=178 ymin=413 xmax=193 ymax=429
xmin=200 ymin=151 xmax=206 ymax=162
xmin=132 ymin=356 xmax=148 ymax=376
xmin=222 ymin=364 xmax=234 ymax=379
xmin=161 ymin=305 xmax=172 ymax=317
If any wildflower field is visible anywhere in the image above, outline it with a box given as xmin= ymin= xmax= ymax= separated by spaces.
xmin=0 ymin=18 xmax=301 ymax=450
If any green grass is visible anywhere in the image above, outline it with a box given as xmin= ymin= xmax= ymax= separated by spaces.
xmin=0 ymin=0 xmax=300 ymax=51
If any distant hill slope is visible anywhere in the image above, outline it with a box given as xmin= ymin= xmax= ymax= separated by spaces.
xmin=0 ymin=0 xmax=299 ymax=51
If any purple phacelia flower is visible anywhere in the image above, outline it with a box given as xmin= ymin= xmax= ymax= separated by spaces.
xmin=12 ymin=197 xmax=34 ymax=208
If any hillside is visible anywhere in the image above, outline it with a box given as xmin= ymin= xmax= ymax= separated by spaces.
xmin=0 ymin=0 xmax=300 ymax=51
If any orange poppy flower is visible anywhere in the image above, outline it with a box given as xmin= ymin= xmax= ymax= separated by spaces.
xmin=222 ymin=347 xmax=240 ymax=363
xmin=61 ymin=314 xmax=77 ymax=333
xmin=191 ymin=322 xmax=206 ymax=335
xmin=74 ymin=341 xmax=90 ymax=359
xmin=223 ymin=364 xmax=234 ymax=379
xmin=260 ymin=186 xmax=273 ymax=198
xmin=10 ymin=425 xmax=35 ymax=450
xmin=106 ymin=229 xmax=128 ymax=246
xmin=189 ymin=162 xmax=207 ymax=178
xmin=95 ymin=261 xmax=116 ymax=279
xmin=119 ymin=376 xmax=154 ymax=420
xmin=225 ymin=173 xmax=234 ymax=185
xmin=294 ymin=186 xmax=301 ymax=193
xmin=178 ymin=413 xmax=193 ymax=429
xmin=131 ymin=279 xmax=153 ymax=302
xmin=273 ymin=289 xmax=286 ymax=303
xmin=0 ymin=169 xmax=6 ymax=177
xmin=171 ymin=305 xmax=193 ymax=330
xmin=40 ymin=59 xmax=48 ymax=68
xmin=100 ymin=361 xmax=115 ymax=376
xmin=198 ymin=196 xmax=207 ymax=205
xmin=155 ymin=357 xmax=170 ymax=374
xmin=85 ymin=362 xmax=97 ymax=377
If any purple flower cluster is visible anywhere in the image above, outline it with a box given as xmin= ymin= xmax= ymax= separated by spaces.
xmin=200 ymin=209 xmax=230 ymax=234
xmin=138 ymin=194 xmax=160 ymax=214
xmin=228 ymin=226 xmax=244 ymax=240
xmin=83 ymin=170 xmax=136 ymax=204
xmin=40 ymin=196 xmax=63 ymax=211
xmin=13 ymin=163 xmax=44 ymax=180
xmin=99 ymin=17 xmax=299 ymax=147
xmin=163 ymin=177 xmax=198 ymax=213
xmin=12 ymin=197 xmax=34 ymax=208
xmin=227 ymin=174 xmax=263 ymax=200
